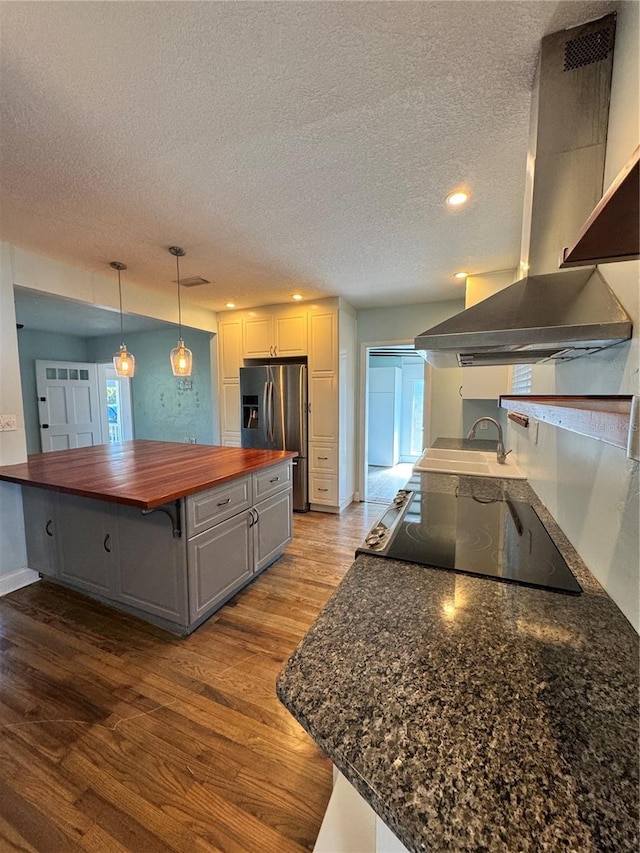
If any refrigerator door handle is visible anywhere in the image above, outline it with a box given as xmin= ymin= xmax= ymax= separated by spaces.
xmin=268 ymin=380 xmax=275 ymax=443
xmin=262 ymin=381 xmax=269 ymax=439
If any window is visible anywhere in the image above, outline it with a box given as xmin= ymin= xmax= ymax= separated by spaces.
xmin=511 ymin=364 xmax=532 ymax=395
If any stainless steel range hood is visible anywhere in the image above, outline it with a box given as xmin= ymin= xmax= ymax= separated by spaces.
xmin=416 ymin=13 xmax=633 ymax=368
xmin=415 ymin=267 xmax=632 ymax=367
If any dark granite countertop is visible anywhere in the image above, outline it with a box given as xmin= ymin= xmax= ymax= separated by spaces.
xmin=276 ymin=471 xmax=639 ymax=853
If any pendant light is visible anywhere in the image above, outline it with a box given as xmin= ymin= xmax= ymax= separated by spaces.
xmin=168 ymin=246 xmax=193 ymax=376
xmin=110 ymin=261 xmax=135 ymax=378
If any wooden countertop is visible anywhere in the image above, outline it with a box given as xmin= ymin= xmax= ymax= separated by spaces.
xmin=0 ymin=441 xmax=295 ymax=508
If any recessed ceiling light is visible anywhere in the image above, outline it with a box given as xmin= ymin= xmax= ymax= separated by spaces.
xmin=225 ymin=302 xmax=236 ymax=309
xmin=445 ymin=191 xmax=469 ymax=206
xmin=291 ymin=294 xmax=303 ymax=301
xmin=454 ymin=272 xmax=469 ymax=279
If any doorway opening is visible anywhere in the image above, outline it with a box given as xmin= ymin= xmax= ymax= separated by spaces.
xmin=97 ymin=363 xmax=133 ymax=443
xmin=361 ymin=343 xmax=426 ymax=504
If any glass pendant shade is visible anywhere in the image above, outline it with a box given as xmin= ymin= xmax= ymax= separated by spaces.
xmin=170 ymin=339 xmax=193 ymax=376
xmin=113 ymin=344 xmax=135 ymax=378
xmin=168 ymin=246 xmax=193 ymax=376
xmin=110 ymin=261 xmax=135 ymax=378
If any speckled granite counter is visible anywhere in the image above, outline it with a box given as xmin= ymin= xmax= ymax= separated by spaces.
xmin=276 ymin=472 xmax=639 ymax=853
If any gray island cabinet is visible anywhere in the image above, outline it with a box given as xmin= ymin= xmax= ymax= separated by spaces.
xmin=6 ymin=441 xmax=294 ymax=635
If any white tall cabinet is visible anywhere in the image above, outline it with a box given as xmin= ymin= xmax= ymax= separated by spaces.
xmin=217 ymin=298 xmax=356 ymax=512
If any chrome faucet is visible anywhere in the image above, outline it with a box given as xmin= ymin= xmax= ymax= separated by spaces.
xmin=467 ymin=417 xmax=511 ymax=464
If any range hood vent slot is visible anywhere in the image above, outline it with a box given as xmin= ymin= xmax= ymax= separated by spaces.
xmin=563 ymin=25 xmax=614 ymax=70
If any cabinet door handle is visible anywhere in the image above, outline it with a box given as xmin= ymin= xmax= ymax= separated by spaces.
xmin=274 ymin=346 xmax=278 ymax=357
xmin=318 ymin=456 xmax=328 ymax=460
xmin=103 ymin=534 xmax=111 ymax=553
xmin=269 ymin=346 xmax=274 ymax=357
xmin=217 ymin=497 xmax=231 ymax=507
xmin=269 ymin=476 xmax=280 ymax=483
xmin=45 ymin=519 xmax=53 ymax=537
xmin=318 ymin=488 xmax=328 ymax=492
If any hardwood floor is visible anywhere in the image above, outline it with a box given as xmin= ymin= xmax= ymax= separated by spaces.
xmin=0 ymin=503 xmax=377 ymax=853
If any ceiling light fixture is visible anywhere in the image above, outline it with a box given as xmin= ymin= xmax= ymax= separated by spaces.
xmin=225 ymin=302 xmax=236 ymax=309
xmin=291 ymin=293 xmax=303 ymax=301
xmin=110 ymin=261 xmax=135 ymax=378
xmin=168 ymin=246 xmax=193 ymax=377
xmin=454 ymin=271 xmax=469 ymax=279
xmin=445 ymin=191 xmax=469 ymax=207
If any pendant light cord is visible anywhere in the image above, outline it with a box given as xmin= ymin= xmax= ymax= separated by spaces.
xmin=117 ymin=267 xmax=124 ymax=344
xmin=176 ymin=253 xmax=182 ymax=340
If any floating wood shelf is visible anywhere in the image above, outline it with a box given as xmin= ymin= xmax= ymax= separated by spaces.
xmin=560 ymin=146 xmax=640 ymax=267
xmin=500 ymin=395 xmax=638 ymax=458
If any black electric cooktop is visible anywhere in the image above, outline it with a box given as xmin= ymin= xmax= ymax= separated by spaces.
xmin=357 ymin=488 xmax=582 ymax=595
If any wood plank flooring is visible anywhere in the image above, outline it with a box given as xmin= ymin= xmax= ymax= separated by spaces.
xmin=0 ymin=504 xmax=377 ymax=853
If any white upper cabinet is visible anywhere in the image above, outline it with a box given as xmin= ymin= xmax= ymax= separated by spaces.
xmin=308 ymin=311 xmax=337 ymax=373
xmin=243 ymin=306 xmax=307 ymax=358
xmin=219 ymin=317 xmax=243 ymax=381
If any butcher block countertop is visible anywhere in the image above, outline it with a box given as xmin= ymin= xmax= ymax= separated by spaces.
xmin=0 ymin=440 xmax=295 ymax=508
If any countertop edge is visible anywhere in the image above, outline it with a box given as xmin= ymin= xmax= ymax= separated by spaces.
xmin=0 ymin=443 xmax=296 ymax=508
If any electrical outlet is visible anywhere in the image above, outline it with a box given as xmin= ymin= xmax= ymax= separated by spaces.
xmin=0 ymin=414 xmax=17 ymax=431
xmin=479 ymin=420 xmax=488 ymax=430
xmin=532 ymin=420 xmax=539 ymax=445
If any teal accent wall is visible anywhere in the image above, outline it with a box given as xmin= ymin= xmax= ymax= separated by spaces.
xmin=89 ymin=328 xmax=215 ymax=445
xmin=17 ymin=329 xmax=91 ymax=455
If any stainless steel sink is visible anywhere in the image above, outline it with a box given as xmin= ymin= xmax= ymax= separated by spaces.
xmin=413 ymin=448 xmax=525 ymax=479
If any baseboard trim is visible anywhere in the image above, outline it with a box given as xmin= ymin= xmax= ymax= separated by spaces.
xmin=0 ymin=568 xmax=40 ymax=597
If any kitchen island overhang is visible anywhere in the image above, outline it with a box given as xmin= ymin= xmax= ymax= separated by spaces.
xmin=0 ymin=441 xmax=296 ymax=635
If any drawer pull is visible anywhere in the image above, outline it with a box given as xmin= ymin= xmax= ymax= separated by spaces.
xmin=318 ymin=488 xmax=329 ymax=492
xmin=216 ymin=497 xmax=231 ymax=507
xmin=269 ymin=476 xmax=280 ymax=483
xmin=318 ymin=456 xmax=328 ymax=460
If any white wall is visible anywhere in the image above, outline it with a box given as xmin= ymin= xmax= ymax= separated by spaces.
xmin=0 ymin=242 xmax=33 ymax=592
xmin=508 ymin=2 xmax=640 ymax=631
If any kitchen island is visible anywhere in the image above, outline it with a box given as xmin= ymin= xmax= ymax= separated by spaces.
xmin=277 ymin=471 xmax=639 ymax=852
xmin=0 ymin=440 xmax=295 ymax=634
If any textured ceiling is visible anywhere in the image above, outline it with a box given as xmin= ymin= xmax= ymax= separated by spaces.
xmin=0 ymin=1 xmax=616 ymax=313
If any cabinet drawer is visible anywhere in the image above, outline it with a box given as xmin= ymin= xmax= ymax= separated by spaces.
xmin=253 ymin=461 xmax=292 ymax=501
xmin=310 ymin=474 xmax=337 ymax=505
xmin=186 ymin=476 xmax=252 ymax=537
xmin=310 ymin=443 xmax=337 ymax=473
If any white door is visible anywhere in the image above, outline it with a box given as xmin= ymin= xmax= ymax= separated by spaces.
xmin=35 ymin=360 xmax=102 ymax=452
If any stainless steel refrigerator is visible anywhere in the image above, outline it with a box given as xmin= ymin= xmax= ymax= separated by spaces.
xmin=239 ymin=363 xmax=309 ymax=512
